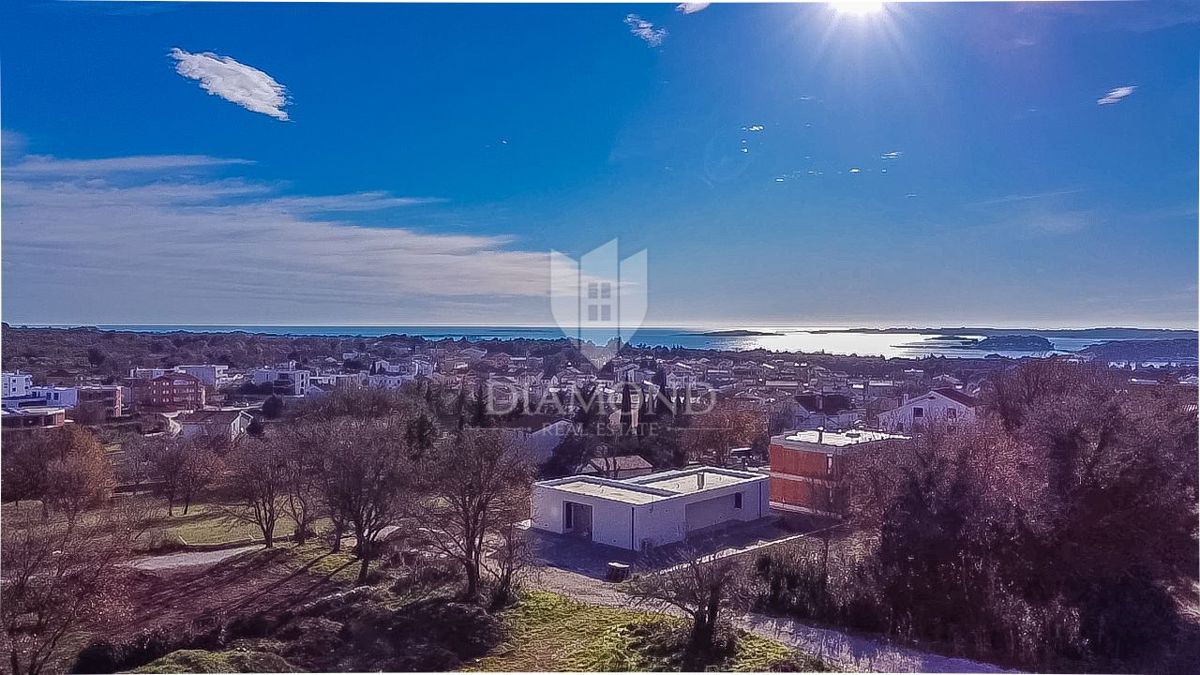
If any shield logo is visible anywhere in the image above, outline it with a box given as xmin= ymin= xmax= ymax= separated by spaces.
xmin=549 ymin=240 xmax=648 ymax=368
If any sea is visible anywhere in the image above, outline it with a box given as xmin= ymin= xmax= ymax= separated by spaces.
xmin=50 ymin=324 xmax=1194 ymax=361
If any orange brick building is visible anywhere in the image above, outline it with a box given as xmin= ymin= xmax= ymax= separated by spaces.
xmin=131 ymin=372 xmax=206 ymax=411
xmin=769 ymin=429 xmax=907 ymax=517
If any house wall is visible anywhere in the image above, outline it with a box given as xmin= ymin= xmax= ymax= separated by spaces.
xmin=770 ymin=443 xmax=842 ymax=479
xmin=589 ymin=500 xmax=636 ymax=549
xmin=770 ymin=475 xmax=837 ymax=514
xmin=530 ymin=486 xmax=568 ymax=535
xmin=632 ymin=480 xmax=769 ymax=550
xmin=876 ymin=393 xmax=974 ymax=432
xmin=32 ymin=387 xmax=80 ymax=409
xmin=686 ymin=494 xmax=739 ymax=532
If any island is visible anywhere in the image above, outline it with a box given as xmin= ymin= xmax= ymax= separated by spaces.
xmin=972 ymin=335 xmax=1055 ymax=351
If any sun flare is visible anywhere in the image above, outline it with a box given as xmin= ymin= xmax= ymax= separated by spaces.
xmin=829 ymin=1 xmax=886 ymax=16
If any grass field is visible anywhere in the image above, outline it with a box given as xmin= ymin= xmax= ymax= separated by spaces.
xmin=2 ymin=496 xmax=331 ymax=549
xmin=470 ymin=591 xmax=831 ymax=672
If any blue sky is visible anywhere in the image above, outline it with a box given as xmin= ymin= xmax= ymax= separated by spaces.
xmin=2 ymin=1 xmax=1197 ymax=328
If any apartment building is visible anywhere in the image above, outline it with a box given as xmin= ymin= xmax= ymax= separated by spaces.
xmin=131 ymin=372 xmax=207 ymax=411
xmin=768 ymin=429 xmax=907 ymax=517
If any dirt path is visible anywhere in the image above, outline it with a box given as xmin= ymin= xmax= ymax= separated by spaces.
xmin=126 ymin=525 xmax=401 ymax=571
xmin=127 ymin=544 xmax=263 ymax=571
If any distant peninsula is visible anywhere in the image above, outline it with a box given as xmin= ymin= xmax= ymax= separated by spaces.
xmin=809 ymin=326 xmax=1197 ymax=340
xmin=702 ymin=329 xmax=783 ymax=337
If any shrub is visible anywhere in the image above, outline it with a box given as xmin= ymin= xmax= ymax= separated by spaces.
xmin=70 ymin=639 xmax=123 ymax=674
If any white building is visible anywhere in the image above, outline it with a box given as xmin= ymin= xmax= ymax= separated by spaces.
xmin=2 ymin=371 xmax=33 ymax=398
xmin=130 ymin=367 xmax=171 ymax=380
xmin=31 ymin=386 xmax=79 ymax=408
xmin=251 ymin=365 xmax=311 ymax=396
xmin=372 ymin=357 xmax=434 ymax=379
xmin=876 ymin=387 xmax=978 ymax=432
xmin=176 ymin=409 xmax=254 ymax=443
xmin=174 ymin=365 xmax=229 ymax=387
xmin=531 ymin=467 xmax=770 ymax=551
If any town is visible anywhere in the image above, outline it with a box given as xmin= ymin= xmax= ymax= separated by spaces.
xmin=3 ymin=0 xmax=1198 ymax=673
xmin=2 ymin=324 xmax=1197 ymax=673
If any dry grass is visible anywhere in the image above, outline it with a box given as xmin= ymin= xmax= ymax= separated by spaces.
xmin=469 ymin=591 xmax=829 ymax=672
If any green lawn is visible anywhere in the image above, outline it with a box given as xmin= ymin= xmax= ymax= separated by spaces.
xmin=470 ymin=591 xmax=831 ymax=672
xmin=140 ymin=501 xmax=332 ymax=546
xmin=2 ymin=496 xmax=331 ymax=549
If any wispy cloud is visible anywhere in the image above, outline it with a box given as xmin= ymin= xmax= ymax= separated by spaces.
xmin=880 ymin=151 xmax=902 ymax=160
xmin=170 ymin=48 xmax=290 ymax=120
xmin=676 ymin=3 xmax=710 ymax=14
xmin=2 ymin=150 xmax=551 ymax=324
xmin=1097 ymin=85 xmax=1136 ymax=105
xmin=625 ymin=14 xmax=667 ymax=47
xmin=1024 ymin=212 xmax=1089 ymax=236
xmin=971 ymin=188 xmax=1087 ymax=208
xmin=6 ymin=154 xmax=253 ymax=178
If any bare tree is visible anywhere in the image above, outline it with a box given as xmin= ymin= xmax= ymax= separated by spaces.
xmin=223 ymin=439 xmax=287 ymax=547
xmin=623 ymin=548 xmax=750 ymax=669
xmin=269 ymin=426 xmax=323 ymax=544
xmin=132 ymin=435 xmax=222 ymax=516
xmin=321 ymin=416 xmax=416 ymax=582
xmin=483 ymin=516 xmax=535 ymax=609
xmin=683 ymin=402 xmax=763 ymax=467
xmin=42 ymin=450 xmax=113 ymax=531
xmin=418 ymin=428 xmax=533 ymax=601
xmin=1 ymin=502 xmax=147 ymax=675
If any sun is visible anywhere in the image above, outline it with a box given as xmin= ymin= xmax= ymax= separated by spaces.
xmin=829 ymin=1 xmax=886 ymax=16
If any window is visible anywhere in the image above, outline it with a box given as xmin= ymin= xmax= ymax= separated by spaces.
xmin=946 ymin=408 xmax=957 ymax=419
xmin=600 ymin=282 xmax=612 ymax=299
xmin=734 ymin=493 xmax=743 ymax=509
xmin=564 ymin=504 xmax=573 ymax=529
xmin=912 ymin=407 xmax=924 ymax=418
xmin=826 ymin=454 xmax=834 ymax=476
xmin=587 ymin=282 xmax=599 ymax=299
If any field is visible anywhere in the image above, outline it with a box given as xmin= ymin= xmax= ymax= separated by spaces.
xmin=469 ymin=591 xmax=831 ymax=672
xmin=2 ymin=495 xmax=330 ymax=550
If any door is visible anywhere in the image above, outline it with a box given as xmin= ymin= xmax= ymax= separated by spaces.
xmin=563 ymin=501 xmax=593 ymax=539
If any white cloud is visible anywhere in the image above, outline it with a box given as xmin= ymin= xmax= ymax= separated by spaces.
xmin=676 ymin=3 xmax=710 ymax=14
xmin=2 ymin=151 xmax=552 ymax=324
xmin=170 ymin=48 xmax=290 ymax=120
xmin=880 ymin=151 xmax=902 ymax=160
xmin=1097 ymin=85 xmax=1136 ymax=105
xmin=6 ymin=154 xmax=253 ymax=178
xmin=625 ymin=14 xmax=667 ymax=47
xmin=743 ymin=124 xmax=765 ymax=133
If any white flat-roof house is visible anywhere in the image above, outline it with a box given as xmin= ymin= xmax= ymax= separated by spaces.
xmin=30 ymin=386 xmax=79 ymax=408
xmin=531 ymin=467 xmax=770 ymax=551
